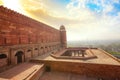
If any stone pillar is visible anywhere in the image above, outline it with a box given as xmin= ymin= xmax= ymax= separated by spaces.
xmin=81 ymin=50 xmax=85 ymax=57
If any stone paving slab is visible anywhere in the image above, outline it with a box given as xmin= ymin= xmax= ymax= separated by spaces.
xmin=0 ymin=62 xmax=44 ymax=80
xmin=39 ymin=71 xmax=97 ymax=80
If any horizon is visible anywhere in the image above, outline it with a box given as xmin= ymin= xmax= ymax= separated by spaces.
xmin=0 ymin=0 xmax=120 ymax=41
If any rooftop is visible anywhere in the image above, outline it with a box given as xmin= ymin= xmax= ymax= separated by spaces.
xmin=0 ymin=48 xmax=120 ymax=80
xmin=32 ymin=48 xmax=120 ymax=65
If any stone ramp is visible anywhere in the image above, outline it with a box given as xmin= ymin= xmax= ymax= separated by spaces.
xmin=39 ymin=71 xmax=97 ymax=80
xmin=0 ymin=62 xmax=44 ymax=80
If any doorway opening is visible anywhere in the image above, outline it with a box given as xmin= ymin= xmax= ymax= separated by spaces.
xmin=15 ymin=51 xmax=24 ymax=64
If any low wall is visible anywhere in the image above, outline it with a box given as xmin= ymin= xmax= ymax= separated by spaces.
xmin=41 ymin=60 xmax=120 ymax=79
xmin=50 ymin=54 xmax=97 ymax=60
xmin=67 ymin=47 xmax=97 ymax=50
xmin=29 ymin=64 xmax=45 ymax=80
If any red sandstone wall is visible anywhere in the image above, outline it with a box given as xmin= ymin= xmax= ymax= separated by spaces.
xmin=61 ymin=31 xmax=66 ymax=44
xmin=43 ymin=61 xmax=120 ymax=79
xmin=0 ymin=6 xmax=61 ymax=45
xmin=25 ymin=51 xmax=32 ymax=61
xmin=0 ymin=58 xmax=7 ymax=67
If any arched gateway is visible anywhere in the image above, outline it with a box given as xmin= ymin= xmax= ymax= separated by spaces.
xmin=15 ymin=51 xmax=24 ymax=64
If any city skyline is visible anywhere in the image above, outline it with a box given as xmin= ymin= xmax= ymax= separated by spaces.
xmin=0 ymin=0 xmax=120 ymax=41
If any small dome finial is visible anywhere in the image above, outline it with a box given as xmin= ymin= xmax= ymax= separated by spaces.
xmin=60 ymin=25 xmax=65 ymax=31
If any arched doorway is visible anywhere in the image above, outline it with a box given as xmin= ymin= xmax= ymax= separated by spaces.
xmin=15 ymin=51 xmax=23 ymax=64
xmin=0 ymin=54 xmax=7 ymax=67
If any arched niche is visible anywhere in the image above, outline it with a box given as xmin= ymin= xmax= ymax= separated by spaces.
xmin=0 ymin=54 xmax=7 ymax=59
xmin=15 ymin=51 xmax=24 ymax=64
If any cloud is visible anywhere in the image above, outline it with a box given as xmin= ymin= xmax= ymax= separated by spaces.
xmin=20 ymin=0 xmax=80 ymax=28
xmin=19 ymin=0 xmax=120 ymax=41
xmin=0 ymin=0 xmax=3 ymax=5
xmin=65 ymin=0 xmax=120 ymax=41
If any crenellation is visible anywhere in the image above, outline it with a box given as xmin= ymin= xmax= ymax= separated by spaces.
xmin=0 ymin=6 xmax=66 ymax=70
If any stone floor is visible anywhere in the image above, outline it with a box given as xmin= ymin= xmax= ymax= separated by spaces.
xmin=39 ymin=71 xmax=98 ymax=80
xmin=0 ymin=48 xmax=119 ymax=80
xmin=0 ymin=62 xmax=44 ymax=80
xmin=33 ymin=49 xmax=120 ymax=65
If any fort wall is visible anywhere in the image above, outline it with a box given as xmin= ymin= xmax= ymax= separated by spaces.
xmin=0 ymin=6 xmax=67 ymax=70
xmin=0 ymin=6 xmax=61 ymax=45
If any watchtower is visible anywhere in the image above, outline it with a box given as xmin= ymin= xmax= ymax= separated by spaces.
xmin=60 ymin=25 xmax=67 ymax=48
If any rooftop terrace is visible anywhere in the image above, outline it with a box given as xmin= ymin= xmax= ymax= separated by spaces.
xmin=0 ymin=48 xmax=120 ymax=80
xmin=32 ymin=48 xmax=120 ymax=65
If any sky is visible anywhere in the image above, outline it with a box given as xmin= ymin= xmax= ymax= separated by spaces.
xmin=0 ymin=0 xmax=120 ymax=41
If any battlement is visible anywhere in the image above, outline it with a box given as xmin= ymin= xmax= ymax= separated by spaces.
xmin=0 ymin=5 xmax=67 ymax=69
xmin=0 ymin=6 xmax=58 ymax=32
xmin=0 ymin=6 xmax=62 ymax=46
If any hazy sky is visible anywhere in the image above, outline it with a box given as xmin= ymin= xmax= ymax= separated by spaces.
xmin=0 ymin=0 xmax=120 ymax=41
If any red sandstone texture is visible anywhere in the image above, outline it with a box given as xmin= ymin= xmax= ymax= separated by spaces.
xmin=0 ymin=6 xmax=67 ymax=68
xmin=0 ymin=6 xmax=61 ymax=45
